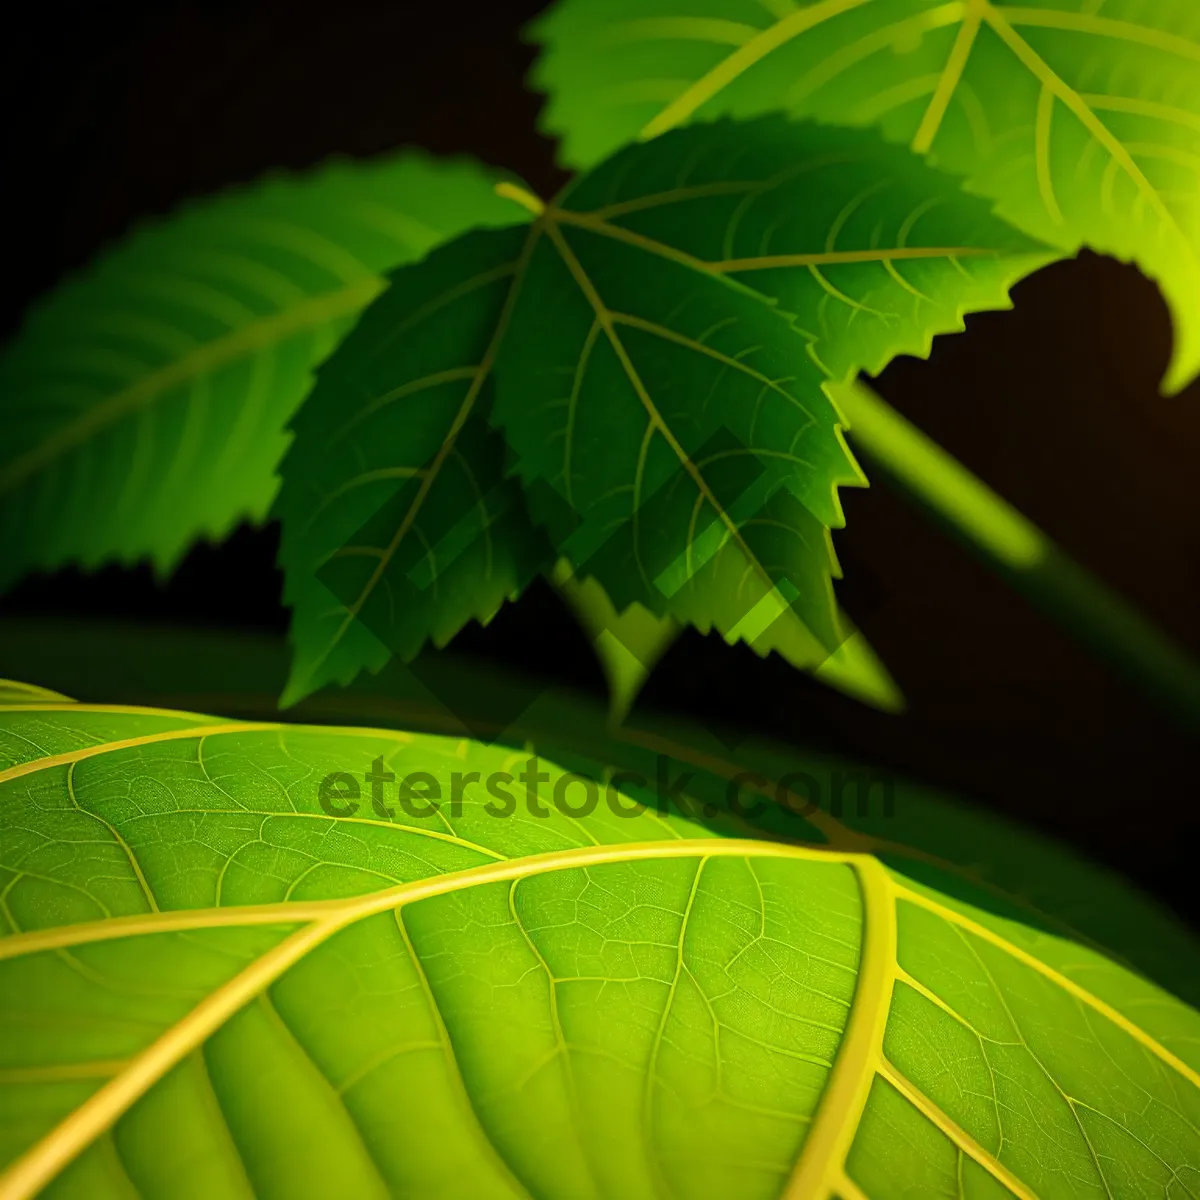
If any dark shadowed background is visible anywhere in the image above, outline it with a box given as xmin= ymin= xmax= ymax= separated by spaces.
xmin=2 ymin=0 xmax=1197 ymax=926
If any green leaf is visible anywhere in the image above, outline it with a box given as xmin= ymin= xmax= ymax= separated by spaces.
xmin=0 ymin=152 xmax=523 ymax=591
xmin=0 ymin=678 xmax=73 ymax=707
xmin=540 ymin=114 xmax=1054 ymax=383
xmin=274 ymin=225 xmax=553 ymax=706
xmin=529 ymin=0 xmax=1200 ymax=392
xmin=1 ymin=685 xmax=1197 ymax=1198
xmin=0 ymin=616 xmax=1194 ymax=1005
xmin=494 ymin=118 xmax=1040 ymax=700
xmin=277 ymin=118 xmax=1045 ymax=710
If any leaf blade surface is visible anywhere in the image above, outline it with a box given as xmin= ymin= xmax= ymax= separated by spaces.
xmin=0 ymin=153 xmax=522 ymax=589
xmin=530 ymin=0 xmax=1200 ymax=390
xmin=0 ymin=692 xmax=1197 ymax=1199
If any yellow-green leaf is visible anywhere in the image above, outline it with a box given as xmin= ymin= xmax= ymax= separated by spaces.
xmin=1 ymin=686 xmax=1196 ymax=1198
xmin=530 ymin=0 xmax=1200 ymax=391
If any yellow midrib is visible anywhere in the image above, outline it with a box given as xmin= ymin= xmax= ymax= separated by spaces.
xmin=0 ymin=837 xmax=861 ymax=1200
xmin=3 ymin=712 xmax=1195 ymax=1200
xmin=0 ymin=721 xmax=280 ymax=786
xmin=0 ymin=813 xmax=1194 ymax=1197
xmin=633 ymin=0 xmax=1197 ymax=271
xmin=911 ymin=6 xmax=981 ymax=154
xmin=638 ymin=0 xmax=875 ymax=141
xmin=556 ymin=205 xmax=997 ymax=279
xmin=979 ymin=5 xmax=1185 ymax=238
xmin=781 ymin=856 xmax=896 ymax=1199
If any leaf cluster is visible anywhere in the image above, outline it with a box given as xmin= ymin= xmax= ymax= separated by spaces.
xmin=1 ymin=0 xmax=1196 ymax=717
xmin=2 ymin=6 xmax=1200 ymax=1188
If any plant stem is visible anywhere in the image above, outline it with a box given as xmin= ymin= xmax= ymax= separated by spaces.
xmin=828 ymin=378 xmax=1200 ymax=732
xmin=549 ymin=559 xmax=680 ymax=726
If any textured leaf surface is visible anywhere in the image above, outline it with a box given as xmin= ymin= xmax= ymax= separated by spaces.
xmin=536 ymin=118 xmax=1054 ymax=381
xmin=274 ymin=226 xmax=552 ymax=706
xmin=0 ymin=688 xmax=1197 ymax=1199
xmin=0 ymin=153 xmax=522 ymax=590
xmin=282 ymin=118 xmax=1045 ymax=704
xmin=1 ymin=618 xmax=1197 ymax=1007
xmin=530 ymin=0 xmax=1200 ymax=391
xmin=496 ymin=119 xmax=1042 ymax=696
xmin=492 ymin=196 xmax=862 ymax=673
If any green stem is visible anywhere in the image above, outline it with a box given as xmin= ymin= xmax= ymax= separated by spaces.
xmin=550 ymin=559 xmax=681 ymax=726
xmin=829 ymin=378 xmax=1200 ymax=733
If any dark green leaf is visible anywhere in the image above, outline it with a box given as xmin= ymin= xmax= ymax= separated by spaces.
xmin=0 ymin=153 xmax=521 ymax=591
xmin=278 ymin=119 xmax=1047 ymax=710
xmin=494 ymin=119 xmax=1044 ymax=704
xmin=275 ymin=227 xmax=553 ymax=705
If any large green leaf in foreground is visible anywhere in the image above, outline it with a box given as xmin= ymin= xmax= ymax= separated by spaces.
xmin=0 ymin=152 xmax=521 ymax=589
xmin=530 ymin=0 xmax=1200 ymax=392
xmin=0 ymin=684 xmax=1197 ymax=1198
